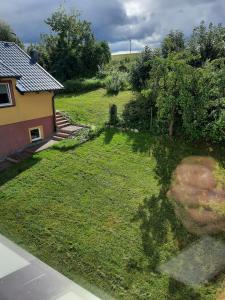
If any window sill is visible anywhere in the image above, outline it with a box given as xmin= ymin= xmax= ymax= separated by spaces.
xmin=31 ymin=138 xmax=42 ymax=143
xmin=0 ymin=104 xmax=14 ymax=109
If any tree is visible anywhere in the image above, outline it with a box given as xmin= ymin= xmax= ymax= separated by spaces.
xmin=123 ymin=21 xmax=225 ymax=144
xmin=199 ymin=58 xmax=225 ymax=143
xmin=130 ymin=46 xmax=156 ymax=91
xmin=31 ymin=6 xmax=111 ymax=81
xmin=188 ymin=21 xmax=225 ymax=64
xmin=161 ymin=30 xmax=185 ymax=58
xmin=0 ymin=20 xmax=23 ymax=48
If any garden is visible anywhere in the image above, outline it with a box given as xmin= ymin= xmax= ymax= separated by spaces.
xmin=0 ymin=6 xmax=225 ymax=300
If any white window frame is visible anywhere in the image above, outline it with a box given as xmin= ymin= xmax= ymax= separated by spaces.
xmin=0 ymin=83 xmax=13 ymax=107
xmin=29 ymin=127 xmax=42 ymax=142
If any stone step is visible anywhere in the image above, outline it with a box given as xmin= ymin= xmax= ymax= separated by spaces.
xmin=56 ymin=119 xmax=69 ymax=125
xmin=56 ymin=132 xmax=71 ymax=138
xmin=52 ymin=135 xmax=65 ymax=141
xmin=55 ymin=115 xmax=62 ymax=119
xmin=57 ymin=123 xmax=70 ymax=129
xmin=56 ymin=116 xmax=65 ymax=121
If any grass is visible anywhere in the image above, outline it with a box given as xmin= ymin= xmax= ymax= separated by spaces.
xmin=0 ymin=129 xmax=225 ymax=299
xmin=111 ymin=53 xmax=140 ymax=62
xmin=55 ymin=89 xmax=133 ymax=128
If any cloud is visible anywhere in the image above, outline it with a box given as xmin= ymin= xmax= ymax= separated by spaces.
xmin=0 ymin=0 xmax=224 ymax=52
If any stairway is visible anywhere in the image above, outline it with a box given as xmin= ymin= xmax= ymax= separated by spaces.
xmin=53 ymin=112 xmax=83 ymax=141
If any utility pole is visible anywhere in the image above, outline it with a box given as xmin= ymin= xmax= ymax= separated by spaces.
xmin=129 ymin=39 xmax=132 ymax=54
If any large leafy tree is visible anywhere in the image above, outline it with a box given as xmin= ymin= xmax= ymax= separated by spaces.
xmin=161 ymin=30 xmax=185 ymax=58
xmin=28 ymin=6 xmax=111 ymax=81
xmin=152 ymin=54 xmax=225 ymax=142
xmin=0 ymin=20 xmax=23 ymax=48
xmin=188 ymin=21 xmax=225 ymax=64
xmin=125 ymin=50 xmax=225 ymax=143
xmin=130 ymin=46 xmax=156 ymax=91
xmin=155 ymin=55 xmax=207 ymax=138
xmin=199 ymin=58 xmax=225 ymax=143
xmin=124 ymin=21 xmax=225 ymax=144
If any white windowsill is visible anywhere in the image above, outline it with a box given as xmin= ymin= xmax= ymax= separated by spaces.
xmin=0 ymin=103 xmax=13 ymax=108
xmin=31 ymin=138 xmax=42 ymax=143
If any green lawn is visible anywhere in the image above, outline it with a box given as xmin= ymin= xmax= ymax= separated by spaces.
xmin=56 ymin=89 xmax=133 ymax=127
xmin=0 ymin=129 xmax=224 ymax=299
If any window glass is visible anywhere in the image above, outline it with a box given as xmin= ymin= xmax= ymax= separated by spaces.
xmin=0 ymin=84 xmax=11 ymax=106
xmin=30 ymin=128 xmax=41 ymax=142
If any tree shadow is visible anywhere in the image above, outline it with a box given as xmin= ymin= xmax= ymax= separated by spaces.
xmin=52 ymin=140 xmax=82 ymax=152
xmin=0 ymin=156 xmax=41 ymax=187
xmin=168 ymin=278 xmax=202 ymax=300
xmin=127 ymin=131 xmax=225 ymax=298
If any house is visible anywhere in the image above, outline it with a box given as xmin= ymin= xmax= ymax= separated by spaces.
xmin=0 ymin=41 xmax=63 ymax=159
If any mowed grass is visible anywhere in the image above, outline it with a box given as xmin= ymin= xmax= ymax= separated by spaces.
xmin=0 ymin=130 xmax=224 ymax=299
xmin=55 ymin=89 xmax=133 ymax=127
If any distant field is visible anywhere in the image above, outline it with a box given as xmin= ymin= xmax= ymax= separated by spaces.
xmin=111 ymin=53 xmax=140 ymax=62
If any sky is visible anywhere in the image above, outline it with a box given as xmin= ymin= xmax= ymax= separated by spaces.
xmin=0 ymin=0 xmax=224 ymax=53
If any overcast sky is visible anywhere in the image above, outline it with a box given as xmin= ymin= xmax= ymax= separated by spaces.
xmin=0 ymin=0 xmax=224 ymax=53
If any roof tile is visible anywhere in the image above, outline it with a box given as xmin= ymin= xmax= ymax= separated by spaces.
xmin=0 ymin=42 xmax=64 ymax=92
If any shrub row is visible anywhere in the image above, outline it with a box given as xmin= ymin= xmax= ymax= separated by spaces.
xmin=63 ymin=78 xmax=103 ymax=94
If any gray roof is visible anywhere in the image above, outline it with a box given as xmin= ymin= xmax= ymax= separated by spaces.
xmin=0 ymin=60 xmax=21 ymax=79
xmin=0 ymin=42 xmax=64 ymax=92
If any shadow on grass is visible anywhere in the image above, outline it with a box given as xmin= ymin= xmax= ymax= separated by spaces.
xmin=104 ymin=91 xmax=119 ymax=97
xmin=52 ymin=139 xmax=82 ymax=152
xmin=104 ymin=128 xmax=119 ymax=144
xmin=125 ymin=131 xmax=225 ymax=298
xmin=0 ymin=156 xmax=41 ymax=187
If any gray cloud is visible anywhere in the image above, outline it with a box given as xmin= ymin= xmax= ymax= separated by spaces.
xmin=0 ymin=0 xmax=224 ymax=53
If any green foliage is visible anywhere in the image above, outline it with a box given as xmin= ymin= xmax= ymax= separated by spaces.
xmin=28 ymin=6 xmax=111 ymax=81
xmin=27 ymin=38 xmax=51 ymax=70
xmin=151 ymin=56 xmax=225 ymax=143
xmin=200 ymin=58 xmax=225 ymax=143
xmin=124 ymin=21 xmax=225 ymax=144
xmin=161 ymin=30 xmax=185 ymax=58
xmin=63 ymin=78 xmax=103 ymax=93
xmin=130 ymin=47 xmax=157 ymax=91
xmin=105 ymin=71 xmax=129 ymax=95
xmin=105 ymin=54 xmax=136 ymax=76
xmin=0 ymin=19 xmax=23 ymax=48
xmin=123 ymin=94 xmax=154 ymax=130
xmin=188 ymin=21 xmax=225 ymax=65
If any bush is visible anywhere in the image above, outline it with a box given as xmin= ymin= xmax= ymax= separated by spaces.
xmin=96 ymin=65 xmax=107 ymax=79
xmin=105 ymin=71 xmax=130 ymax=95
xmin=203 ymin=108 xmax=225 ymax=143
xmin=122 ymin=94 xmax=154 ymax=130
xmin=130 ymin=47 xmax=156 ymax=91
xmin=63 ymin=78 xmax=103 ymax=93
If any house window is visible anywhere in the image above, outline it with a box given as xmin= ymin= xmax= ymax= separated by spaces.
xmin=29 ymin=128 xmax=42 ymax=142
xmin=0 ymin=83 xmax=12 ymax=107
